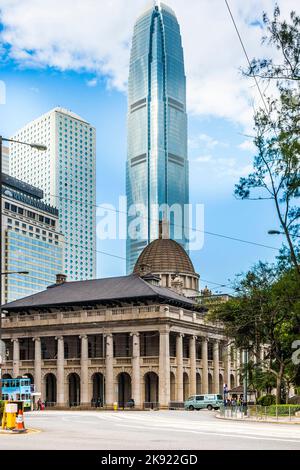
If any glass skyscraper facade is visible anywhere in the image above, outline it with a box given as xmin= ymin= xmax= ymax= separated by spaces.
xmin=1 ymin=174 xmax=63 ymax=303
xmin=126 ymin=2 xmax=189 ymax=273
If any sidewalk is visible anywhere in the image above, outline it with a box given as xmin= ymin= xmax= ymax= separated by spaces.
xmin=216 ymin=411 xmax=300 ymax=425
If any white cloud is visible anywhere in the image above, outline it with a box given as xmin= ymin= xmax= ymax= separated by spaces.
xmin=189 ymin=133 xmax=223 ymax=149
xmin=238 ymin=140 xmax=256 ymax=152
xmin=193 ymin=154 xmax=213 ymax=163
xmin=86 ymin=77 xmax=98 ymax=87
xmin=0 ymin=0 xmax=298 ymax=127
xmin=190 ymin=152 xmax=254 ymax=190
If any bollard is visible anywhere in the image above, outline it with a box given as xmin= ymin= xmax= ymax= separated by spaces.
xmin=2 ymin=402 xmax=18 ymax=430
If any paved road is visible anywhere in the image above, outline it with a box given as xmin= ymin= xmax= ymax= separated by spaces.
xmin=1 ymin=410 xmax=300 ymax=450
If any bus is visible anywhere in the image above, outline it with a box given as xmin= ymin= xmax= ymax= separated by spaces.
xmin=1 ymin=378 xmax=32 ymax=410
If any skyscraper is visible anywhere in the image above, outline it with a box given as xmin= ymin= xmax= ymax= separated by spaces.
xmin=10 ymin=108 xmax=96 ymax=281
xmin=126 ymin=2 xmax=189 ymax=273
xmin=2 ymin=146 xmax=9 ymax=174
xmin=1 ymin=173 xmax=63 ymax=303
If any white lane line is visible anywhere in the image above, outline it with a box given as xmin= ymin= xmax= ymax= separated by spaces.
xmin=113 ymin=422 xmax=300 ymax=444
xmin=26 ymin=413 xmax=300 ymax=443
xmin=93 ymin=414 xmax=300 ymax=437
xmin=58 ymin=412 xmax=300 ymax=437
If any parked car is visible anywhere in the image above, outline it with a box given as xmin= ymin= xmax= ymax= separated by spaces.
xmin=184 ymin=394 xmax=223 ymax=411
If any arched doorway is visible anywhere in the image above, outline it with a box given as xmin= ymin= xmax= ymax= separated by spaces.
xmin=117 ymin=372 xmax=131 ymax=408
xmin=144 ymin=372 xmax=159 ymax=406
xmin=230 ymin=374 xmax=235 ymax=390
xmin=92 ymin=373 xmax=105 ymax=407
xmin=170 ymin=372 xmax=176 ymax=402
xmin=183 ymin=372 xmax=189 ymax=400
xmin=208 ymin=373 xmax=213 ymax=393
xmin=45 ymin=373 xmax=57 ymax=404
xmin=219 ymin=374 xmax=224 ymax=394
xmin=2 ymin=373 xmax=12 ymax=379
xmin=68 ymin=373 xmax=80 ymax=406
xmin=196 ymin=373 xmax=201 ymax=394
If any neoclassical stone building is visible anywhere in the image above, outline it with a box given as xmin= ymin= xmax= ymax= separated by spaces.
xmin=1 ymin=237 xmax=240 ymax=409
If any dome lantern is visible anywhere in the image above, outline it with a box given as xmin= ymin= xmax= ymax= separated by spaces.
xmin=133 ymin=225 xmax=200 ymax=297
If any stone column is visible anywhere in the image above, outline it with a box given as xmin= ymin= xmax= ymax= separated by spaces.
xmin=223 ymin=342 xmax=231 ymax=389
xmin=33 ymin=337 xmax=42 ymax=395
xmin=159 ymin=328 xmax=170 ymax=408
xmin=80 ymin=335 xmax=89 ymax=405
xmin=213 ymin=340 xmax=220 ymax=394
xmin=56 ymin=336 xmax=65 ymax=405
xmin=12 ymin=339 xmax=20 ymax=377
xmin=105 ymin=334 xmax=114 ymax=408
xmin=131 ymin=333 xmax=141 ymax=408
xmin=189 ymin=335 xmax=197 ymax=396
xmin=201 ymin=337 xmax=208 ymax=394
xmin=176 ymin=333 xmax=183 ymax=402
xmin=235 ymin=349 xmax=241 ymax=386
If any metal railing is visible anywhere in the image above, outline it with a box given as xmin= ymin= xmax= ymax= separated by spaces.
xmin=169 ymin=401 xmax=184 ymax=410
xmin=44 ymin=401 xmax=57 ymax=408
xmin=69 ymin=401 xmax=81 ymax=407
xmin=219 ymin=404 xmax=300 ymax=421
xmin=143 ymin=402 xmax=160 ymax=410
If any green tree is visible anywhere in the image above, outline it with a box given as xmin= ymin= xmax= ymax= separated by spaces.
xmin=247 ymin=5 xmax=300 ymax=82
xmin=207 ymin=263 xmax=300 ymax=403
xmin=236 ymin=6 xmax=300 ymax=276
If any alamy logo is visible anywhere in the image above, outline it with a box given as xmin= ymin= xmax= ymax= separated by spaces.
xmin=96 ymin=198 xmax=205 ymax=251
xmin=292 ymin=340 xmax=300 ymax=365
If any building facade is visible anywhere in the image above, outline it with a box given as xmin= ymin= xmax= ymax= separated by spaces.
xmin=2 ymin=145 xmax=9 ymax=174
xmin=126 ymin=2 xmax=189 ymax=273
xmin=9 ymin=107 xmax=96 ymax=281
xmin=2 ymin=240 xmax=240 ymax=409
xmin=1 ymin=173 xmax=64 ymax=303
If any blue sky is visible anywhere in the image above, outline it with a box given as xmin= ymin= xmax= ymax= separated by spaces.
xmin=0 ymin=0 xmax=292 ymax=293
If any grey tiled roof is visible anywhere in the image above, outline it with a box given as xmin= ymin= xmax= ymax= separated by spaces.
xmin=3 ymin=274 xmax=196 ymax=311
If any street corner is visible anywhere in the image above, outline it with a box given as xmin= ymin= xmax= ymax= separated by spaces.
xmin=0 ymin=427 xmax=41 ymax=435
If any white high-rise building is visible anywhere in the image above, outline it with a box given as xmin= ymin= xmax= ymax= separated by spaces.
xmin=10 ymin=107 xmax=96 ymax=281
xmin=2 ymin=145 xmax=10 ymax=174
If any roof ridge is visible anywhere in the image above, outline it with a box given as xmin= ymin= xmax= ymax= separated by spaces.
xmin=3 ymin=273 xmax=196 ymax=311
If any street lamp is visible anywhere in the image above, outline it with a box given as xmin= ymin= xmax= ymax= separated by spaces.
xmin=268 ymin=229 xmax=300 ymax=238
xmin=0 ymin=135 xmax=47 ymax=400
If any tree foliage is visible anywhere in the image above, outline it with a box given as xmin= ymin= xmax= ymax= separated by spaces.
xmin=247 ymin=5 xmax=300 ymax=82
xmin=236 ymin=5 xmax=300 ymax=275
xmin=208 ymin=263 xmax=300 ymax=403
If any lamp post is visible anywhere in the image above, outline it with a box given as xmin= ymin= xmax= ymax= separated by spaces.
xmin=0 ymin=136 xmax=47 ymax=400
xmin=268 ymin=230 xmax=300 ymax=238
xmin=268 ymin=229 xmax=300 ymax=277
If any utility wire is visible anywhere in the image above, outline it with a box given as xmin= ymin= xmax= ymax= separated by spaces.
xmin=44 ymin=192 xmax=280 ymax=252
xmin=224 ymin=0 xmax=269 ymax=113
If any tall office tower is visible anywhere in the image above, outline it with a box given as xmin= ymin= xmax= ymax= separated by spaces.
xmin=2 ymin=146 xmax=9 ymax=174
xmin=10 ymin=108 xmax=96 ymax=281
xmin=1 ymin=173 xmax=64 ymax=303
xmin=126 ymin=2 xmax=189 ymax=273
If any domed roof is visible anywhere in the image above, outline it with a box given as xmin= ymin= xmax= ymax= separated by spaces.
xmin=133 ymin=238 xmax=196 ymax=275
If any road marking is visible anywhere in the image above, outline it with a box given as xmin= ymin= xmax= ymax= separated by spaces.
xmin=24 ymin=411 xmax=300 ymax=444
xmin=113 ymin=422 xmax=300 ymax=443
